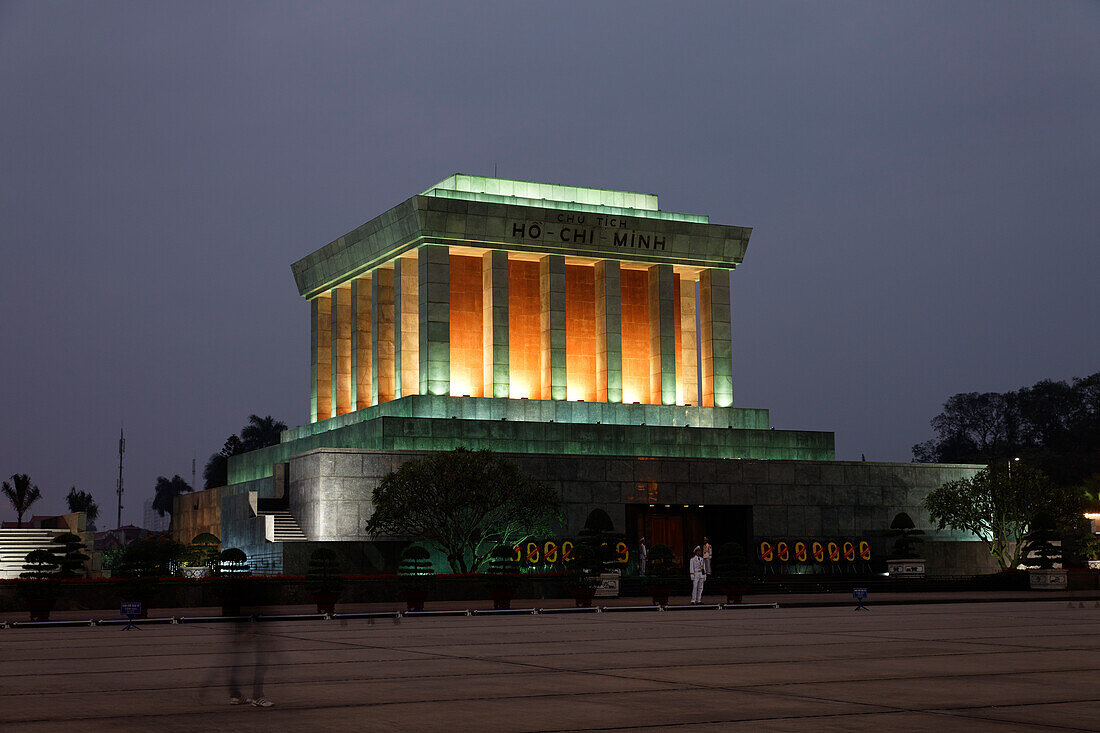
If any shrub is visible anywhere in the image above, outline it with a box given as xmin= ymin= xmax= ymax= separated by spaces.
xmin=398 ymin=545 xmax=434 ymax=594
xmin=307 ymin=548 xmax=345 ymax=593
xmin=645 ymin=543 xmax=678 ymax=579
xmin=713 ymin=542 xmax=752 ymax=585
xmin=117 ymin=536 xmax=186 ymax=578
xmin=21 ymin=548 xmax=59 ymax=579
xmin=399 ymin=545 xmax=433 ymax=576
xmin=887 ymin=512 xmax=924 ymax=559
xmin=187 ymin=533 xmax=221 ymax=567
xmin=215 ymin=548 xmax=250 ymax=576
xmin=567 ymin=541 xmax=602 ymax=589
xmin=51 ymin=533 xmax=89 ymax=578
xmin=485 ymin=545 xmax=520 ymax=590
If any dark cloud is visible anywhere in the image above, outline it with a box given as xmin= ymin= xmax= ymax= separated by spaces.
xmin=1 ymin=1 xmax=1097 ymax=521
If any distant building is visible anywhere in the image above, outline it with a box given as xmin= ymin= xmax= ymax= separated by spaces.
xmin=143 ymin=498 xmax=169 ymax=533
xmin=94 ymin=525 xmax=149 ymax=551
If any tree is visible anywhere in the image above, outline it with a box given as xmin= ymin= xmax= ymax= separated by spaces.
xmin=2 ymin=474 xmax=42 ymax=528
xmin=913 ymin=372 xmax=1100 ymax=490
xmin=21 ymin=548 xmax=58 ymax=579
xmin=923 ymin=465 xmax=1083 ymax=571
xmin=365 ymin=448 xmax=562 ymax=573
xmin=152 ymin=475 xmax=192 ymax=528
xmin=65 ymin=487 xmax=99 ymax=527
xmin=203 ymin=414 xmax=286 ymax=489
xmin=203 ymin=434 xmax=244 ymax=489
xmin=240 ymin=414 xmax=287 ymax=452
xmin=117 ymin=535 xmax=186 ymax=577
xmin=51 ymin=532 xmax=89 ymax=578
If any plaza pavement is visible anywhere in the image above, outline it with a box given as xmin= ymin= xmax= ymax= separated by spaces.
xmin=2 ymin=599 xmax=1099 ymax=732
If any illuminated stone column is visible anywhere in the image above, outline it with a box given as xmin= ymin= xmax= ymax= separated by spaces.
xmin=394 ymin=253 xmax=419 ymax=399
xmin=595 ymin=259 xmax=622 ymax=403
xmin=418 ymin=244 xmax=450 ymax=396
xmin=482 ymin=250 xmax=509 ymax=398
xmin=350 ymin=275 xmax=372 ymax=410
xmin=540 ymin=254 xmax=567 ymax=401
xmin=371 ymin=268 xmax=395 ymax=404
xmin=700 ymin=268 xmax=733 ymax=407
xmin=310 ymin=292 xmax=331 ymax=422
xmin=648 ymin=264 xmax=677 ymax=405
xmin=680 ymin=275 xmax=698 ymax=405
xmin=330 ymin=284 xmax=352 ymax=417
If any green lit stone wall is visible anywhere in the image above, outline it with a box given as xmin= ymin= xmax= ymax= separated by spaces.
xmin=227 ymin=405 xmax=834 ymax=485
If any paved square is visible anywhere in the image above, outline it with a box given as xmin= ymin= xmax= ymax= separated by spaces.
xmin=2 ymin=601 xmax=1098 ymax=731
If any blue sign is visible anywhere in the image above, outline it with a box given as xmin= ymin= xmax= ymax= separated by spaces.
xmin=852 ymin=587 xmax=867 ymax=599
xmin=120 ymin=601 xmax=142 ymax=616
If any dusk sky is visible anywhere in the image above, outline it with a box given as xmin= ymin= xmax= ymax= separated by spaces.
xmin=1 ymin=2 xmax=1097 ymax=525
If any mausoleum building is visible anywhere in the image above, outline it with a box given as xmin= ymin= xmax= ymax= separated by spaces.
xmin=178 ymin=176 xmax=986 ymax=575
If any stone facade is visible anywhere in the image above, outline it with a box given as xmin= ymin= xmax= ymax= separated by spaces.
xmin=222 ymin=447 xmax=988 ymax=576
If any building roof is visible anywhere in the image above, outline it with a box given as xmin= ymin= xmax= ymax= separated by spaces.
xmin=291 ymin=175 xmax=751 ymax=300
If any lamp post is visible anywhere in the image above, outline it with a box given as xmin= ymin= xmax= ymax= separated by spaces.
xmin=1008 ymin=456 xmax=1019 ymax=480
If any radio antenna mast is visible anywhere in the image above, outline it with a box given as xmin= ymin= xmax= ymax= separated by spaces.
xmin=116 ymin=427 xmax=125 ymax=529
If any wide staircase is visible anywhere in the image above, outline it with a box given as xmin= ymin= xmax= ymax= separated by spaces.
xmin=0 ymin=529 xmax=65 ymax=579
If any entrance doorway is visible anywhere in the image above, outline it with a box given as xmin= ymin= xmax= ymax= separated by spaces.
xmin=626 ymin=504 xmax=752 ymax=570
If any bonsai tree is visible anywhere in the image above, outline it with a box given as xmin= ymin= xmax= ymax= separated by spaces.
xmin=886 ymin=512 xmax=924 ymax=559
xmin=566 ymin=540 xmax=602 ymax=607
xmin=484 ymin=545 xmax=520 ymax=609
xmin=306 ymin=548 xmax=345 ymax=614
xmin=187 ymin=533 xmax=221 ymax=568
xmin=20 ymin=548 xmax=59 ymax=579
xmin=1024 ymin=511 xmax=1063 ymax=570
xmin=713 ymin=541 xmax=753 ymax=603
xmin=214 ymin=548 xmax=251 ymax=616
xmin=215 ymin=548 xmax=250 ymax=576
xmin=398 ymin=545 xmax=435 ymax=611
xmin=51 ymin=532 xmax=89 ymax=578
xmin=643 ymin=543 xmax=678 ymax=606
xmin=19 ymin=548 xmax=60 ymax=620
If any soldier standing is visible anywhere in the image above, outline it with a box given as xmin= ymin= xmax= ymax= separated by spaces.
xmin=638 ymin=536 xmax=648 ymax=575
xmin=689 ymin=546 xmax=707 ymax=604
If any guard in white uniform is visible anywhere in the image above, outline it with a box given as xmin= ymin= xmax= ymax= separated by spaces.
xmin=689 ymin=546 xmax=707 ymax=604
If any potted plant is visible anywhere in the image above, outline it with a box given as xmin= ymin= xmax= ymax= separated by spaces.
xmin=885 ymin=512 xmax=926 ymax=577
xmin=484 ymin=545 xmax=520 ymax=610
xmin=306 ymin=548 xmax=345 ymax=614
xmin=398 ymin=545 xmax=434 ymax=612
xmin=19 ymin=548 xmax=60 ymax=621
xmin=643 ymin=543 xmax=678 ymax=606
xmin=565 ymin=541 xmax=601 ymax=607
xmin=713 ymin=542 xmax=753 ymax=603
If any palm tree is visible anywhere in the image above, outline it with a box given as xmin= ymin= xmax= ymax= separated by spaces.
xmin=240 ymin=414 xmax=287 ymax=451
xmin=152 ymin=475 xmax=192 ymax=530
xmin=2 ymin=474 xmax=42 ymax=528
xmin=65 ymin=487 xmax=100 ymax=527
